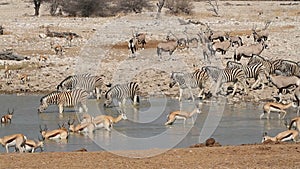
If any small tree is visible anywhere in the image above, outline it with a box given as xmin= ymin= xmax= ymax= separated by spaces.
xmin=207 ymin=0 xmax=220 ymax=17
xmin=33 ymin=0 xmax=42 ymax=16
xmin=116 ymin=0 xmax=153 ymax=14
xmin=165 ymin=0 xmax=194 ymax=15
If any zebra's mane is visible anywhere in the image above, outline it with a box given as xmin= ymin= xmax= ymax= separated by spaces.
xmin=40 ymin=91 xmax=61 ymax=103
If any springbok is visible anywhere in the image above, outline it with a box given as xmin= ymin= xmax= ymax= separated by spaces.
xmin=260 ymin=102 xmax=296 ymax=120
xmin=287 ymin=117 xmax=300 ymax=132
xmin=50 ymin=41 xmax=63 ymax=55
xmin=0 ymin=133 xmax=26 ymax=153
xmin=68 ymin=119 xmax=96 ymax=133
xmin=1 ymin=108 xmax=14 ymax=123
xmin=24 ymin=138 xmax=44 ymax=153
xmin=40 ymin=125 xmax=68 ymax=140
xmin=4 ymin=62 xmax=12 ymax=79
xmin=165 ymin=107 xmax=201 ymax=125
xmin=262 ymin=130 xmax=299 ymax=143
xmin=93 ymin=113 xmax=127 ymax=131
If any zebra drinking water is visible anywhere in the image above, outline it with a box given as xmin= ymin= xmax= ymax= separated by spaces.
xmin=38 ymin=89 xmax=89 ymax=114
xmin=57 ymin=74 xmax=110 ymax=99
xmin=104 ymin=82 xmax=140 ymax=108
xmin=169 ymin=69 xmax=209 ymax=102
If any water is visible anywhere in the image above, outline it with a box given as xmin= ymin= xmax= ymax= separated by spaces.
xmin=0 ymin=94 xmax=296 ymax=153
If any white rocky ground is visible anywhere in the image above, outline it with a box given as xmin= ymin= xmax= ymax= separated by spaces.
xmin=0 ymin=1 xmax=299 ymax=103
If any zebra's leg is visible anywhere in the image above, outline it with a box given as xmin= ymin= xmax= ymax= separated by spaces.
xmin=198 ymin=88 xmax=205 ymax=99
xmin=179 ymin=88 xmax=183 ymax=102
xmin=95 ymin=87 xmax=101 ymax=100
xmin=58 ymin=104 xmax=64 ymax=114
xmin=82 ymin=103 xmax=88 ymax=113
xmin=231 ymin=83 xmax=238 ymax=96
xmin=133 ymin=95 xmax=139 ymax=106
xmin=188 ymin=87 xmax=195 ymax=102
xmin=251 ymin=77 xmax=261 ymax=90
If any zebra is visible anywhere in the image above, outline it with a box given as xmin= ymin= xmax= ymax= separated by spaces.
xmin=104 ymin=82 xmax=140 ymax=108
xmin=38 ymin=89 xmax=89 ymax=114
xmin=226 ymin=61 xmax=267 ymax=90
xmin=247 ymin=55 xmax=283 ymax=76
xmin=276 ymin=60 xmax=300 ymax=77
xmin=57 ymin=74 xmax=110 ymax=99
xmin=169 ymin=69 xmax=209 ymax=101
xmin=203 ymin=66 xmax=248 ymax=96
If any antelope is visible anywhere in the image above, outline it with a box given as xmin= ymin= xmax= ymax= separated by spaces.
xmin=133 ymin=32 xmax=146 ymax=50
xmin=1 ymin=108 xmax=14 ymax=123
xmin=38 ymin=55 xmax=48 ymax=62
xmin=93 ymin=113 xmax=127 ymax=131
xmin=234 ymin=41 xmax=268 ymax=61
xmin=50 ymin=41 xmax=63 ymax=55
xmin=65 ymin=34 xmax=74 ymax=47
xmin=286 ymin=117 xmax=300 ymax=131
xmin=262 ymin=130 xmax=299 ymax=143
xmin=157 ymin=39 xmax=180 ymax=60
xmin=268 ymin=75 xmax=300 ymax=102
xmin=252 ymin=21 xmax=270 ymax=42
xmin=165 ymin=107 xmax=201 ymax=125
xmin=0 ymin=133 xmax=26 ymax=153
xmin=260 ymin=102 xmax=296 ymax=120
xmin=24 ymin=138 xmax=44 ymax=153
xmin=4 ymin=62 xmax=12 ymax=79
xmin=17 ymin=72 xmax=30 ymax=84
xmin=68 ymin=119 xmax=95 ymax=133
xmin=40 ymin=125 xmax=68 ymax=140
xmin=212 ymin=39 xmax=232 ymax=55
xmin=128 ymin=38 xmax=137 ymax=57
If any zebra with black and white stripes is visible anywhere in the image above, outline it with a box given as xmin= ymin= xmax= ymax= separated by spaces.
xmin=38 ymin=89 xmax=89 ymax=114
xmin=276 ymin=60 xmax=300 ymax=77
xmin=203 ymin=66 xmax=248 ymax=96
xmin=57 ymin=74 xmax=110 ymax=99
xmin=169 ymin=69 xmax=209 ymax=101
xmin=227 ymin=61 xmax=267 ymax=89
xmin=104 ymin=82 xmax=140 ymax=108
xmin=247 ymin=55 xmax=283 ymax=76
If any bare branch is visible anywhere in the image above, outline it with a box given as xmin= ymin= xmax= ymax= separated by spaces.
xmin=207 ymin=0 xmax=220 ymax=17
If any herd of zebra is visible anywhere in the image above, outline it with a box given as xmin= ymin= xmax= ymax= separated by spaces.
xmin=1 ymin=26 xmax=300 ymax=153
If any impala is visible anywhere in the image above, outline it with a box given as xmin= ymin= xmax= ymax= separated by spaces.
xmin=0 ymin=133 xmax=26 ymax=153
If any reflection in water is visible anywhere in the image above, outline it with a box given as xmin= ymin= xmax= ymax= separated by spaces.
xmin=0 ymin=95 xmax=297 ymax=153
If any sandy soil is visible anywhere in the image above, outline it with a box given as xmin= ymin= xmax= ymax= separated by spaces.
xmin=0 ymin=142 xmax=299 ymax=169
xmin=0 ymin=1 xmax=300 ymax=168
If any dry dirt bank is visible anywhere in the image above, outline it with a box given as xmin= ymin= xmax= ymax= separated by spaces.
xmin=0 ymin=143 xmax=299 ymax=169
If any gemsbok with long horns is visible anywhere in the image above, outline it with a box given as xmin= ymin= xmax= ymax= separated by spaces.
xmin=0 ymin=133 xmax=26 ymax=153
xmin=1 ymin=108 xmax=14 ymax=124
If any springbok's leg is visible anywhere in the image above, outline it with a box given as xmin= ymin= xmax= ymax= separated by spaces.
xmin=267 ymin=110 xmax=271 ymax=120
xmin=280 ymin=110 xmax=287 ymax=119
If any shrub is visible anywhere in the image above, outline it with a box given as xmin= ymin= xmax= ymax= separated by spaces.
xmin=165 ymin=0 xmax=194 ymax=15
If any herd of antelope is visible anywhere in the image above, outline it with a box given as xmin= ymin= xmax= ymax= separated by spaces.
xmin=1 ymin=19 xmax=300 ymax=153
